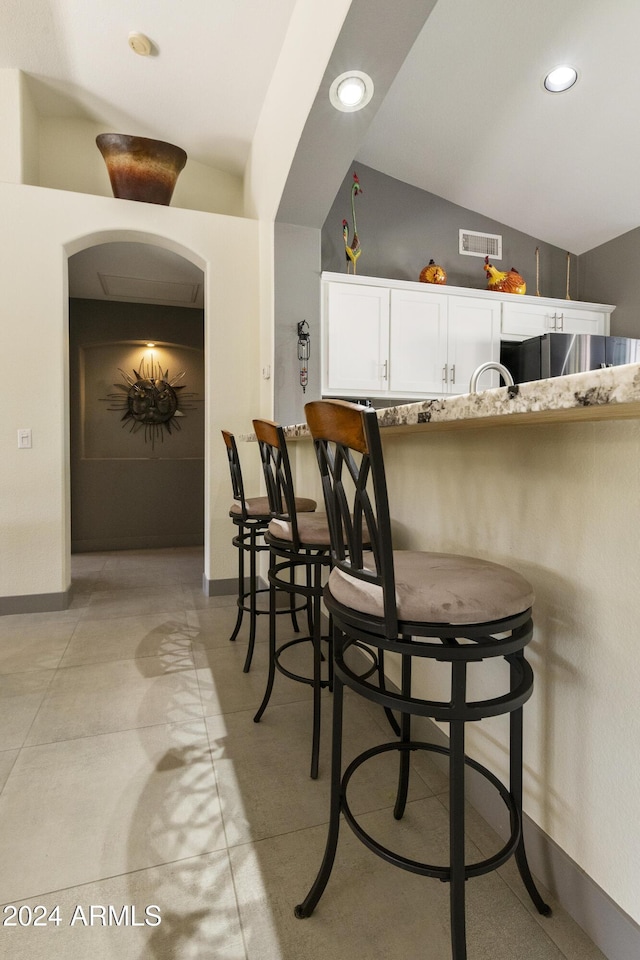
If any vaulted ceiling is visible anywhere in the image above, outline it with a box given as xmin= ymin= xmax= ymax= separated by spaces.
xmin=2 ymin=0 xmax=637 ymax=302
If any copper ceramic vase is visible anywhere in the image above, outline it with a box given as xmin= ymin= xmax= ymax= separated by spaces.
xmin=96 ymin=134 xmax=187 ymax=205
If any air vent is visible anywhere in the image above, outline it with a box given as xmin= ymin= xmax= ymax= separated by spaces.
xmin=98 ymin=273 xmax=200 ymax=304
xmin=459 ymin=229 xmax=502 ymax=259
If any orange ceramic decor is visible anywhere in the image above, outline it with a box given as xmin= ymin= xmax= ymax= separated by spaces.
xmin=419 ymin=259 xmax=447 ymax=284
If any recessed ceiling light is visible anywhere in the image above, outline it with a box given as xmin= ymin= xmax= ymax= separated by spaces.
xmin=544 ymin=65 xmax=578 ymax=93
xmin=329 ymin=70 xmax=374 ymax=112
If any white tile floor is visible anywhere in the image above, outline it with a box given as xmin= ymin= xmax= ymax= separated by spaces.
xmin=0 ymin=547 xmax=608 ymax=959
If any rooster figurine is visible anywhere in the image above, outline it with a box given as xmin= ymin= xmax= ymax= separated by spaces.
xmin=483 ymin=256 xmax=526 ymax=295
xmin=342 ymin=172 xmax=362 ymax=273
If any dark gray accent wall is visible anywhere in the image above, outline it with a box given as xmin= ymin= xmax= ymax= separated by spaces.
xmin=69 ymin=299 xmax=205 ymax=552
xmin=274 ymin=222 xmax=322 ymax=426
xmin=323 ymin=164 xmax=574 ymax=298
xmin=578 ymin=227 xmax=640 ymax=337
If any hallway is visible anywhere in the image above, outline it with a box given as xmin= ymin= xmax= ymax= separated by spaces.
xmin=0 ymin=547 xmax=606 ymax=959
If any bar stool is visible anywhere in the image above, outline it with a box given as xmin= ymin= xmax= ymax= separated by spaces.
xmin=252 ymin=418 xmax=382 ymax=780
xmin=221 ymin=430 xmax=316 ymax=673
xmin=295 ymin=399 xmax=550 ymax=960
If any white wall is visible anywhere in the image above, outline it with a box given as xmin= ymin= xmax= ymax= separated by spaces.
xmin=0 ymin=181 xmax=261 ymax=602
xmin=292 ymin=417 xmax=640 ymax=927
xmin=0 ymin=69 xmax=22 ymax=183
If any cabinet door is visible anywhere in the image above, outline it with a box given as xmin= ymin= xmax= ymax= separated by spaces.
xmin=502 ymin=301 xmax=608 ymax=338
xmin=553 ymin=308 xmax=607 ymax=335
xmin=388 ymin=289 xmax=448 ymax=394
xmin=448 ymin=297 xmax=501 ymax=393
xmin=501 ymin=302 xmax=558 ymax=337
xmin=323 ymin=283 xmax=389 ymax=394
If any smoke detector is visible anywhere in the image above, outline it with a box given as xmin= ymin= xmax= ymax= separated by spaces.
xmin=128 ymin=32 xmax=152 ymax=57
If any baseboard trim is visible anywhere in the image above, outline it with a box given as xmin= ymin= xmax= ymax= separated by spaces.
xmin=72 ymin=534 xmax=204 ymax=552
xmin=0 ymin=590 xmax=71 ymax=616
xmin=202 ymin=575 xmax=268 ymax=597
xmin=202 ymin=575 xmax=239 ymax=597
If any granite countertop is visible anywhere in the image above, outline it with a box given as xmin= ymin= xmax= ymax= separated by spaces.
xmin=278 ymin=362 xmax=640 ymax=439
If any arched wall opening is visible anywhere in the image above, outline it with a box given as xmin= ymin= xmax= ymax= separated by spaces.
xmin=65 ymin=231 xmax=207 ymax=569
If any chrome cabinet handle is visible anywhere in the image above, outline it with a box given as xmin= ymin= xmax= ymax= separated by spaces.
xmin=450 ymin=363 xmax=456 ymax=384
xmin=442 ymin=363 xmax=448 ymax=384
xmin=381 ymin=360 xmax=388 ymax=380
xmin=557 ymin=313 xmax=564 ymax=331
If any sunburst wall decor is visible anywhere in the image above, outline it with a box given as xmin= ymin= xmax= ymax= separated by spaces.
xmin=103 ymin=354 xmax=196 ymax=449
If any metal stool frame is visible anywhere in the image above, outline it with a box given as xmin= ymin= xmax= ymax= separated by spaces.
xmin=252 ymin=419 xmax=340 ymax=779
xmin=295 ymin=400 xmax=550 ymax=960
xmin=222 ymin=430 xmax=303 ymax=673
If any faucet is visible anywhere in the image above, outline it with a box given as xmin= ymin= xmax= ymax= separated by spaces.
xmin=469 ymin=361 xmax=515 ymax=393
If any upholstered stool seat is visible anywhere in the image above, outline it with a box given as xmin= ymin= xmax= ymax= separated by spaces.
xmin=329 ymin=550 xmax=535 ymax=624
xmin=295 ymin=399 xmax=550 ymax=960
xmin=230 ymin=495 xmax=317 ymax=519
xmin=268 ymin=512 xmax=334 ymax=547
xmin=222 ymin=430 xmax=315 ymax=673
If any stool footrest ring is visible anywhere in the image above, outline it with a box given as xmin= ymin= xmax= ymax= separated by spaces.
xmin=341 ymin=740 xmax=521 ymax=880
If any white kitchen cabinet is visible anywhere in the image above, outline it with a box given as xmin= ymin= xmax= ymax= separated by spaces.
xmin=321 ymin=274 xmax=615 ymax=400
xmin=387 ymin=289 xmax=448 ymax=394
xmin=446 ymin=295 xmax=501 ymax=394
xmin=323 ymin=278 xmax=500 ymax=398
xmin=388 ymin=289 xmax=500 ymax=395
xmin=323 ymin=281 xmax=389 ymax=394
xmin=501 ymin=301 xmax=611 ymax=339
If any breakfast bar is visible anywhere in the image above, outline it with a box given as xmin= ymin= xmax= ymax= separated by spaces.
xmin=275 ymin=363 xmax=640 ymax=950
xmin=281 ymin=361 xmax=640 ymax=439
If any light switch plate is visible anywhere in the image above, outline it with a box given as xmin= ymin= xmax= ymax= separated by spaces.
xmin=17 ymin=428 xmax=32 ymax=449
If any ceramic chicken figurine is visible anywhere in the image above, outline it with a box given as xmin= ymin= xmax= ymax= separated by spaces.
xmin=484 ymin=256 xmax=526 ymax=295
xmin=342 ymin=172 xmax=362 ymax=273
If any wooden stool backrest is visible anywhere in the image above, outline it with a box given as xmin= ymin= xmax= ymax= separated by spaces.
xmin=252 ymin=419 xmax=302 ymax=550
xmin=305 ymin=399 xmax=397 ymax=635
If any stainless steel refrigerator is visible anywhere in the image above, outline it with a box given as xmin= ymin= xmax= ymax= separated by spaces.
xmin=501 ymin=333 xmax=640 ymax=383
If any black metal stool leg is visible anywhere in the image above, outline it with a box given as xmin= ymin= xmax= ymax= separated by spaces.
xmin=310 ymin=561 xmax=323 ymax=780
xmin=295 ymin=657 xmax=345 ymax=918
xmin=289 ymin=562 xmax=300 ymax=633
xmin=243 ymin=526 xmax=259 ymax=673
xmin=229 ymin=523 xmax=245 ymax=644
xmin=253 ymin=559 xmax=278 ymax=724
xmin=449 ymin=662 xmax=468 ymax=960
xmin=393 ymin=650 xmax=412 ymax=820
xmin=305 ymin=556 xmax=314 ymax=638
xmin=449 ymin=721 xmax=467 ymax=959
xmin=510 ymin=656 xmax=552 ymax=916
xmin=378 ymin=649 xmax=401 ymax=736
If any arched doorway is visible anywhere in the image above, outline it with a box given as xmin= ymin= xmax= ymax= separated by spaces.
xmin=67 ymin=239 xmax=205 ymax=556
